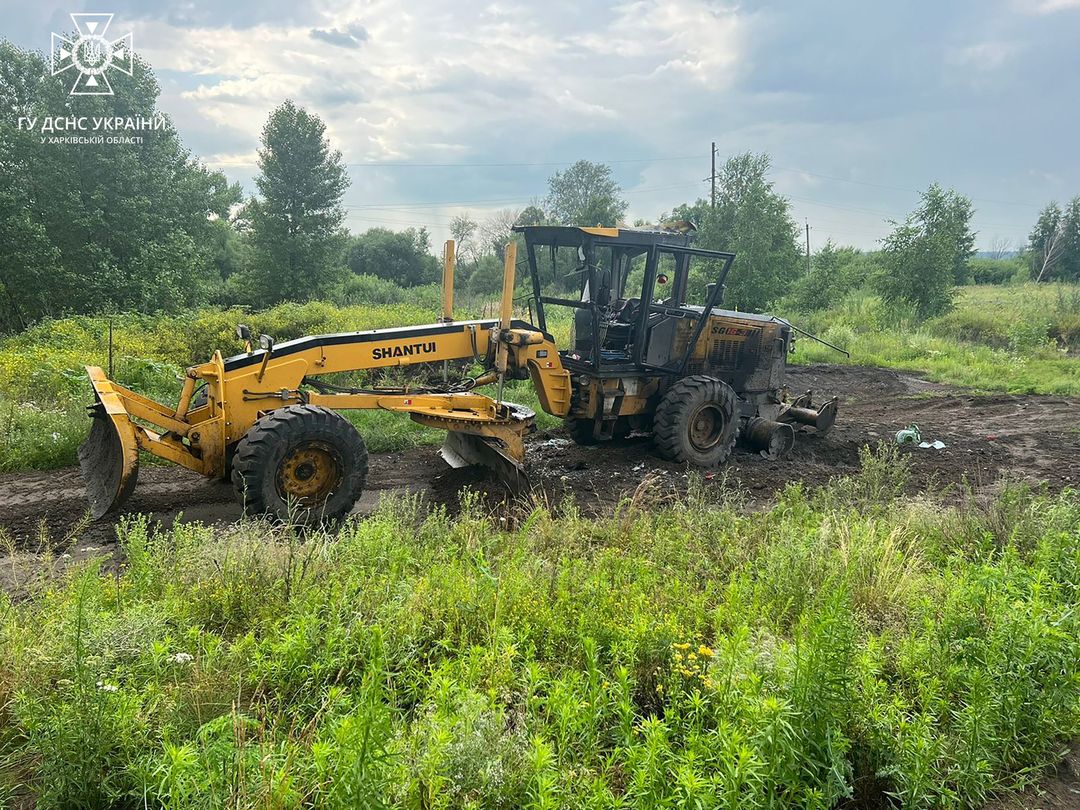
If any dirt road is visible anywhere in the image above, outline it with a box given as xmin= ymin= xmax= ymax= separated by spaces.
xmin=1 ymin=365 xmax=1076 ymax=553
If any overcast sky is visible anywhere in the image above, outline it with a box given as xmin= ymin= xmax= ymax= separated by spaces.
xmin=7 ymin=0 xmax=1080 ymax=251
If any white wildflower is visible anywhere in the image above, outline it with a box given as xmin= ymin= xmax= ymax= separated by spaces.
xmin=50 ymin=432 xmax=61 ymax=442
xmin=170 ymin=652 xmax=194 ymax=665
xmin=96 ymin=680 xmax=118 ymax=693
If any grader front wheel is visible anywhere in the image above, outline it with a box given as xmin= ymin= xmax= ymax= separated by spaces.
xmin=231 ymin=405 xmax=368 ymax=525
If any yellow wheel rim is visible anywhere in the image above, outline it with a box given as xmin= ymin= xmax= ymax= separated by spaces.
xmin=276 ymin=441 xmax=343 ymax=507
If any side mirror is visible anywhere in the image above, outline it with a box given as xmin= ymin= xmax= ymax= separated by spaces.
xmin=236 ymin=324 xmax=252 ymax=342
xmin=259 ymin=334 xmax=275 ymax=353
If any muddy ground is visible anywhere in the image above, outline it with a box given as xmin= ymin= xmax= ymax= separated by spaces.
xmin=1 ymin=364 xmax=1076 ymax=557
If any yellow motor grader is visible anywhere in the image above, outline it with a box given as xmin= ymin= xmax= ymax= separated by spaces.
xmin=79 ymin=225 xmax=837 ymax=523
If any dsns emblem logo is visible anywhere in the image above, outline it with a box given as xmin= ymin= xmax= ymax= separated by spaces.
xmin=51 ymin=13 xmax=133 ymax=96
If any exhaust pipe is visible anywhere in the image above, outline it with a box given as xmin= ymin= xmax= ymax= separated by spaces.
xmin=741 ymin=417 xmax=795 ymax=460
xmin=781 ymin=396 xmax=838 ymax=436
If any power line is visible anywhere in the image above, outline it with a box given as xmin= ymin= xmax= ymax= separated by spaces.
xmin=339 ymin=180 xmax=705 ymax=213
xmin=773 ymin=165 xmax=1043 ymax=210
xmin=785 ymin=194 xmax=1024 ymax=231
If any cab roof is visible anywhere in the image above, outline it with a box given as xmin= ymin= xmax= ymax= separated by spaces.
xmin=512 ymin=224 xmax=695 ymax=249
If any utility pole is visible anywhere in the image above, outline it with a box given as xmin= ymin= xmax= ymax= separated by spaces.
xmin=805 ymin=220 xmax=811 ymax=274
xmin=710 ymin=141 xmax=717 ymax=211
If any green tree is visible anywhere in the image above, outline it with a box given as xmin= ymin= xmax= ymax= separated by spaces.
xmin=0 ymin=40 xmax=240 ymax=330
xmin=243 ymin=100 xmax=349 ymax=305
xmin=787 ymin=240 xmax=872 ymax=311
xmin=671 ymin=153 xmax=801 ymax=311
xmin=1030 ymin=198 xmax=1080 ymax=282
xmin=516 ymin=204 xmax=546 ymax=227
xmin=1062 ymin=197 xmax=1080 ymax=281
xmin=449 ymin=214 xmax=480 ymax=271
xmin=1029 ymin=202 xmax=1065 ymax=282
xmin=545 ymin=160 xmax=627 ymax=227
xmin=345 ymin=227 xmax=439 ymax=286
xmin=920 ymin=184 xmax=976 ymax=285
xmin=876 ymin=185 xmax=974 ymax=318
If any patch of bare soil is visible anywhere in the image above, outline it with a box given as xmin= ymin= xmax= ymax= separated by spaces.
xmin=984 ymin=743 xmax=1080 ymax=809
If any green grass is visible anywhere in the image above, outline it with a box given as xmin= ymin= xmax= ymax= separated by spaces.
xmin=784 ymin=284 xmax=1080 ymax=395
xmin=1 ymin=449 xmax=1077 ymax=807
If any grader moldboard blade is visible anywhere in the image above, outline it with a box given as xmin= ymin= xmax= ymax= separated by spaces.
xmin=441 ymin=432 xmax=527 ymax=490
xmin=78 ymin=370 xmax=141 ymax=519
xmin=438 ymin=402 xmax=533 ymax=492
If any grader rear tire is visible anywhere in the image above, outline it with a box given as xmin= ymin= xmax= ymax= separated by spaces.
xmin=231 ymin=405 xmax=368 ymax=525
xmin=653 ymin=375 xmax=738 ymax=467
xmin=564 ymin=416 xmax=600 ymax=446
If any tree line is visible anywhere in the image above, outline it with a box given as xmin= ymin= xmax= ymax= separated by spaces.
xmin=0 ymin=38 xmax=1073 ymax=335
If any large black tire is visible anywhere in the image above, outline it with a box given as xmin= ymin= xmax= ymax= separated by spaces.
xmin=653 ymin=375 xmax=739 ymax=467
xmin=231 ymin=405 xmax=368 ymax=525
xmin=564 ymin=416 xmax=600 ymax=446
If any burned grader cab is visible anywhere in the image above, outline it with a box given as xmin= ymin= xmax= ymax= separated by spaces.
xmin=514 ymin=224 xmax=837 ymax=462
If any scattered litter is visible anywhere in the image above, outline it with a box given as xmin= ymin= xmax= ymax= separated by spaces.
xmin=918 ymin=440 xmax=947 ymax=450
xmin=895 ymin=424 xmax=921 ymax=445
xmin=536 ymin=438 xmax=572 ymax=450
xmin=80 ymin=546 xmax=100 ymax=552
xmin=632 ymin=463 xmax=646 ymax=472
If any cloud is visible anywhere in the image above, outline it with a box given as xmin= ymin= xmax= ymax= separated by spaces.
xmin=5 ymin=0 xmax=1078 ymax=251
xmin=1013 ymin=0 xmax=1080 ymax=13
xmin=309 ymin=21 xmax=369 ymax=49
xmin=948 ymin=40 xmax=1023 ymax=70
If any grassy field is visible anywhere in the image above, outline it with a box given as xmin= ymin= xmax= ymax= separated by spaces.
xmin=787 ymin=284 xmax=1080 ymax=395
xmin=1 ymin=450 xmax=1077 ymax=807
xmin=0 ymin=284 xmax=1077 ymax=474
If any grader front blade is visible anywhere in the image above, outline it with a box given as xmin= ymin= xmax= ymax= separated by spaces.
xmin=78 ymin=369 xmax=140 ymax=518
xmin=424 ymin=401 xmax=534 ymax=491
xmin=441 ymin=431 xmax=527 ymax=490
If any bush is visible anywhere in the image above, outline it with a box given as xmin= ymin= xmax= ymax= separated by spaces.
xmin=968 ymin=256 xmax=1028 ymax=285
xmin=784 ymin=244 xmax=881 ymax=313
xmin=336 ymin=273 xmax=408 ymax=306
xmin=1 ymin=474 xmax=1078 ymax=807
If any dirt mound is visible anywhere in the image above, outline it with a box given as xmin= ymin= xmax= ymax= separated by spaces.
xmin=0 ymin=365 xmax=1076 ymax=554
